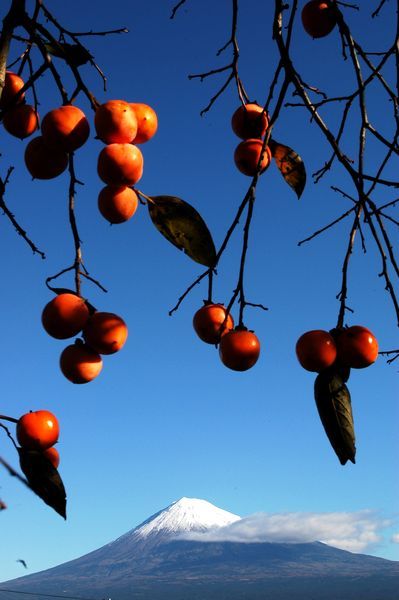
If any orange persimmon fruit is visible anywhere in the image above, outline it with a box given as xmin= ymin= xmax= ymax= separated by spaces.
xmin=17 ymin=410 xmax=59 ymax=451
xmin=83 ymin=311 xmax=128 ymax=355
xmin=231 ymin=103 xmax=268 ymax=140
xmin=3 ymin=104 xmax=39 ymax=139
xmin=0 ymin=71 xmax=25 ymax=107
xmin=302 ymin=1 xmax=337 ymax=38
xmin=98 ymin=185 xmax=139 ymax=224
xmin=60 ymin=343 xmax=103 ymax=384
xmin=97 ymin=143 xmax=143 ymax=186
xmin=43 ymin=446 xmax=60 ymax=469
xmin=24 ymin=136 xmax=68 ymax=179
xmin=334 ymin=325 xmax=378 ymax=369
xmin=296 ymin=329 xmax=337 ymax=372
xmin=219 ymin=328 xmax=261 ymax=371
xmin=95 ymin=100 xmax=138 ymax=144
xmin=41 ymin=105 xmax=90 ymax=152
xmin=42 ymin=293 xmax=90 ymax=339
xmin=130 ymin=102 xmax=158 ymax=144
xmin=234 ymin=139 xmax=272 ymax=176
xmin=193 ymin=303 xmax=234 ymax=344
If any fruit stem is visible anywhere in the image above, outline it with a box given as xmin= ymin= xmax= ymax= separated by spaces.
xmin=0 ymin=415 xmax=18 ymax=423
xmin=207 ymin=270 xmax=214 ymax=303
xmin=67 ymin=154 xmax=82 ymax=296
xmin=136 ymin=189 xmax=156 ymax=205
xmin=238 ymin=193 xmax=255 ymax=326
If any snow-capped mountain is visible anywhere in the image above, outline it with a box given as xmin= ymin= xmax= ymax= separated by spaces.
xmin=121 ymin=496 xmax=241 ymax=540
xmin=1 ymin=497 xmax=398 ymax=600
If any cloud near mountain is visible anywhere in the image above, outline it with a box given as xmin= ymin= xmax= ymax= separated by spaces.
xmin=179 ymin=509 xmax=391 ymax=552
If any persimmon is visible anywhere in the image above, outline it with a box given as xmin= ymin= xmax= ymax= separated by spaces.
xmin=42 ymin=293 xmax=90 ymax=339
xmin=24 ymin=136 xmax=68 ymax=179
xmin=231 ymin=103 xmax=268 ymax=140
xmin=296 ymin=330 xmax=337 ymax=372
xmin=234 ymin=139 xmax=272 ymax=176
xmin=17 ymin=410 xmax=59 ymax=451
xmin=97 ymin=143 xmax=143 ymax=186
xmin=302 ymin=1 xmax=336 ymax=38
xmin=0 ymin=71 xmax=25 ymax=107
xmin=41 ymin=105 xmax=90 ymax=152
xmin=60 ymin=343 xmax=103 ymax=384
xmin=43 ymin=446 xmax=60 ymax=469
xmin=334 ymin=325 xmax=378 ymax=369
xmin=95 ymin=100 xmax=138 ymax=144
xmin=130 ymin=103 xmax=158 ymax=144
xmin=219 ymin=328 xmax=260 ymax=371
xmin=3 ymin=104 xmax=39 ymax=139
xmin=193 ymin=303 xmax=234 ymax=344
xmin=98 ymin=185 xmax=139 ymax=224
xmin=83 ymin=311 xmax=128 ymax=355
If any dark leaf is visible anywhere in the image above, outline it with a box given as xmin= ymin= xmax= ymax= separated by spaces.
xmin=44 ymin=42 xmax=92 ymax=67
xmin=50 ymin=287 xmax=78 ymax=296
xmin=314 ymin=370 xmax=356 ymax=465
xmin=18 ymin=448 xmax=67 ymax=519
xmin=269 ymin=139 xmax=306 ymax=198
xmin=148 ymin=195 xmax=216 ymax=267
xmin=322 ymin=362 xmax=351 ymax=383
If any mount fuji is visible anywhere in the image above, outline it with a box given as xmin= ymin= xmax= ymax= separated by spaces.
xmin=1 ymin=497 xmax=398 ymax=599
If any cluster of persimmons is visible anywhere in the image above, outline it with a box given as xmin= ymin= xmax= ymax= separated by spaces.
xmin=42 ymin=293 xmax=127 ymax=384
xmin=210 ymin=0 xmax=339 ymax=371
xmin=189 ymin=103 xmax=272 ymax=373
xmin=193 ymin=303 xmax=260 ymax=372
xmin=190 ymin=106 xmax=267 ymax=370
xmin=1 ymin=72 xmax=157 ymax=225
xmin=0 ymin=72 xmax=160 ymax=385
xmin=191 ymin=103 xmax=272 ymax=372
xmin=296 ymin=326 xmax=379 ymax=373
xmin=95 ymin=99 xmax=157 ymax=223
xmin=232 ymin=102 xmax=270 ymax=177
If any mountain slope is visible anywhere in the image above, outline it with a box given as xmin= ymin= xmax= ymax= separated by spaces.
xmin=1 ymin=497 xmax=398 ymax=600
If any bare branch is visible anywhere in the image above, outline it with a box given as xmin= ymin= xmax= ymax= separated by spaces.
xmin=0 ymin=168 xmax=46 ymax=258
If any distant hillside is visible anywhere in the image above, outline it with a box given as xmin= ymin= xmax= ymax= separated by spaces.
xmin=1 ymin=498 xmax=398 ymax=600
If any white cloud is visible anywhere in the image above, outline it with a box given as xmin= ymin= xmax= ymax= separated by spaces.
xmin=391 ymin=532 xmax=399 ymax=544
xmin=178 ymin=510 xmax=391 ymax=553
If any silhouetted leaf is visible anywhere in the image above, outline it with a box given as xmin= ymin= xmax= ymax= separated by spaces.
xmin=314 ymin=370 xmax=356 ymax=465
xmin=148 ymin=195 xmax=216 ymax=267
xmin=322 ymin=361 xmax=351 ymax=383
xmin=18 ymin=448 xmax=67 ymax=519
xmin=269 ymin=139 xmax=306 ymax=198
xmin=49 ymin=287 xmax=77 ymax=296
xmin=44 ymin=42 xmax=92 ymax=67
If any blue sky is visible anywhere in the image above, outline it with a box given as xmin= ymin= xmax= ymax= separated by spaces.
xmin=0 ymin=0 xmax=398 ymax=585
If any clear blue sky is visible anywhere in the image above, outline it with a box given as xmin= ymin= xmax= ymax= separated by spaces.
xmin=0 ymin=0 xmax=398 ymax=585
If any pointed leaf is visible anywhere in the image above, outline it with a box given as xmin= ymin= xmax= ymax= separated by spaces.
xmin=44 ymin=42 xmax=92 ymax=67
xmin=269 ymin=139 xmax=306 ymax=198
xmin=18 ymin=448 xmax=67 ymax=519
xmin=314 ymin=370 xmax=356 ymax=465
xmin=148 ymin=195 xmax=216 ymax=267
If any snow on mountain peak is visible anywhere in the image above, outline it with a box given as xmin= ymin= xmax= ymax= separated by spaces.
xmin=133 ymin=497 xmax=241 ymax=540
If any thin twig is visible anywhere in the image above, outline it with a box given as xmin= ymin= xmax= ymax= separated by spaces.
xmin=0 ymin=168 xmax=45 ymax=258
